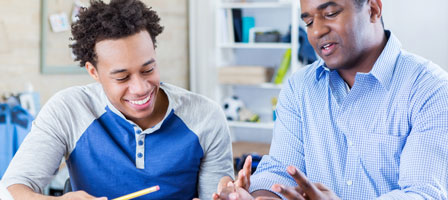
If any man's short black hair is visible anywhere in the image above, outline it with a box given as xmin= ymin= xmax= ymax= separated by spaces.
xmin=353 ymin=0 xmax=368 ymax=9
xmin=70 ymin=0 xmax=164 ymax=68
xmin=353 ymin=0 xmax=384 ymax=27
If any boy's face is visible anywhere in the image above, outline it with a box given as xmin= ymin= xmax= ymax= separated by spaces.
xmin=86 ymin=30 xmax=161 ymax=123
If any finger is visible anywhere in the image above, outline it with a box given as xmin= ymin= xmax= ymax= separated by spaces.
xmin=243 ymin=155 xmax=252 ymax=176
xmin=193 ymin=198 xmax=200 ymax=200
xmin=271 ymin=184 xmax=305 ymax=200
xmin=227 ymin=181 xmax=235 ymax=188
xmin=286 ymin=166 xmax=321 ymax=199
xmin=314 ymin=182 xmax=331 ymax=191
xmin=228 ymin=192 xmax=239 ymax=200
xmin=234 ymin=169 xmax=247 ymax=190
xmin=235 ymin=156 xmax=252 ymax=190
xmin=218 ymin=176 xmax=233 ymax=194
xmin=218 ymin=187 xmax=234 ymax=200
xmin=255 ymin=197 xmax=282 ymax=200
xmin=292 ymin=185 xmax=304 ymax=197
xmin=212 ymin=193 xmax=219 ymax=200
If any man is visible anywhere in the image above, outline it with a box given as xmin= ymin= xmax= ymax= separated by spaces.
xmin=1 ymin=0 xmax=233 ymax=199
xmin=216 ymin=0 xmax=448 ymax=199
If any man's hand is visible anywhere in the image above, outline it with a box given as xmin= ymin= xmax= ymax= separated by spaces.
xmin=213 ymin=155 xmax=253 ymax=200
xmin=234 ymin=155 xmax=252 ymax=190
xmin=262 ymin=166 xmax=340 ymax=200
xmin=213 ymin=182 xmax=254 ymax=200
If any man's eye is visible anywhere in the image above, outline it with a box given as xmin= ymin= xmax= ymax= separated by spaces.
xmin=305 ymin=21 xmax=313 ymax=27
xmin=326 ymin=10 xmax=341 ymax=17
xmin=143 ymin=68 xmax=154 ymax=74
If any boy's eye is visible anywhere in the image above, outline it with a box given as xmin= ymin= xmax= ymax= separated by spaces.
xmin=116 ymin=76 xmax=129 ymax=81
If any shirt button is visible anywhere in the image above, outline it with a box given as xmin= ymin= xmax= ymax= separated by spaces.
xmin=137 ymin=153 xmax=143 ymax=158
xmin=136 ymin=129 xmax=142 ymax=134
xmin=138 ymin=140 xmax=144 ymax=146
xmin=346 ymin=180 xmax=353 ymax=186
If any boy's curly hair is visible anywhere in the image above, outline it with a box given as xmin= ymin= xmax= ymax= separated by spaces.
xmin=70 ymin=0 xmax=164 ymax=68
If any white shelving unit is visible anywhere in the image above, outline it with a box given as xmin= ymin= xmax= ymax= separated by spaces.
xmin=223 ymin=82 xmax=283 ymax=90
xmin=228 ymin=121 xmax=274 ymax=130
xmin=189 ymin=0 xmax=301 ymax=144
xmin=228 ymin=121 xmax=275 ymax=143
xmin=219 ymin=2 xmax=292 ymax=9
xmin=219 ymin=43 xmax=292 ymax=49
xmin=216 ymin=0 xmax=300 ymax=143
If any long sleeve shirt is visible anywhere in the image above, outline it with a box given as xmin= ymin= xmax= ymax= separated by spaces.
xmin=250 ymin=31 xmax=448 ymax=199
xmin=1 ymin=82 xmax=234 ymax=200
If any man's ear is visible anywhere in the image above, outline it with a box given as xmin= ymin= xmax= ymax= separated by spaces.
xmin=86 ymin=61 xmax=100 ymax=81
xmin=368 ymin=0 xmax=383 ymax=24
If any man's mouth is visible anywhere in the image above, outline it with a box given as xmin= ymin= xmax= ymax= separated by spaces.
xmin=320 ymin=42 xmax=337 ymax=56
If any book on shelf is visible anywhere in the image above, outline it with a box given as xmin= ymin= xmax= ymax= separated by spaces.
xmin=219 ymin=8 xmax=243 ymax=44
xmin=218 ymin=8 xmax=236 ymax=43
xmin=218 ymin=9 xmax=230 ymax=43
xmin=226 ymin=9 xmax=235 ymax=43
xmin=242 ymin=16 xmax=255 ymax=43
xmin=232 ymin=9 xmax=243 ymax=43
xmin=273 ymin=48 xmax=291 ymax=84
xmin=219 ymin=66 xmax=274 ymax=85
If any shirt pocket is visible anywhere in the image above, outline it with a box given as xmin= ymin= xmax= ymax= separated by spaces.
xmin=356 ymin=132 xmax=407 ymax=187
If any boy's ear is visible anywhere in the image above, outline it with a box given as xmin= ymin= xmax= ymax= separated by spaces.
xmin=85 ymin=62 xmax=99 ymax=81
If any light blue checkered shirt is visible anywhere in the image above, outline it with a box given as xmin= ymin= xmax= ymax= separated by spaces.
xmin=250 ymin=31 xmax=448 ymax=199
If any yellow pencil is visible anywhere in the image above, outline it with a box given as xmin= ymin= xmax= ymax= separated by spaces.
xmin=112 ymin=185 xmax=160 ymax=200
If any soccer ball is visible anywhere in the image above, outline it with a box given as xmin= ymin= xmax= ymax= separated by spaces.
xmin=222 ymin=96 xmax=244 ymax=121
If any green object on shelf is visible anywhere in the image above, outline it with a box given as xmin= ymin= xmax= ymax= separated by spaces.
xmin=274 ymin=48 xmax=291 ymax=84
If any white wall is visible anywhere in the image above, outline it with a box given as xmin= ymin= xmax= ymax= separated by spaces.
xmin=382 ymin=0 xmax=448 ymax=70
xmin=0 ymin=0 xmax=188 ymax=104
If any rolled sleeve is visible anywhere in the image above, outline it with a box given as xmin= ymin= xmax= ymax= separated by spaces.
xmin=249 ymin=77 xmax=305 ymax=199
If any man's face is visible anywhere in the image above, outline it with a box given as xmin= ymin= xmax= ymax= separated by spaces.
xmin=87 ymin=30 xmax=160 ymax=122
xmin=300 ymin=0 xmax=372 ymax=69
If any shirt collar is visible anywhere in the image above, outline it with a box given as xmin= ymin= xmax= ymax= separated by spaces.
xmin=315 ymin=59 xmax=329 ymax=80
xmin=315 ymin=30 xmax=402 ymax=91
xmin=368 ymin=30 xmax=401 ymax=91
xmin=103 ymin=82 xmax=173 ymax=130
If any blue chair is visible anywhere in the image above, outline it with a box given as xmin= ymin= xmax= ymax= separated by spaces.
xmin=0 ymin=104 xmax=33 ymax=179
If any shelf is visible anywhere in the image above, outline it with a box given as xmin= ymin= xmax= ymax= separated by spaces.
xmin=258 ymin=83 xmax=283 ymax=89
xmin=220 ymin=2 xmax=292 ymax=9
xmin=219 ymin=42 xmax=292 ymax=49
xmin=232 ymin=142 xmax=271 ymax=158
xmin=223 ymin=83 xmax=283 ymax=90
xmin=228 ymin=121 xmax=274 ymax=130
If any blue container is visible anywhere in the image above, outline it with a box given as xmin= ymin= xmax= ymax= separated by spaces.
xmin=242 ymin=16 xmax=255 ymax=43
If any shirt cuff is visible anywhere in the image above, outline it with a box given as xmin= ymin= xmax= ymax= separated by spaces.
xmin=249 ymin=173 xmax=295 ymax=200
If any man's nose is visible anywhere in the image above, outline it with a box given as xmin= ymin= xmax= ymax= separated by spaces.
xmin=311 ymin=17 xmax=330 ymax=39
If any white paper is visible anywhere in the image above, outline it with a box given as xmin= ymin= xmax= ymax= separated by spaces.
xmin=49 ymin=12 xmax=70 ymax=33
